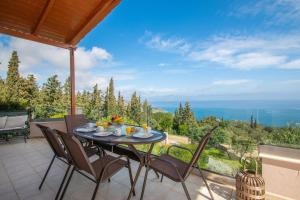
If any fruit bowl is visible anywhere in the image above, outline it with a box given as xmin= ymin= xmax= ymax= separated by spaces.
xmin=111 ymin=115 xmax=124 ymax=125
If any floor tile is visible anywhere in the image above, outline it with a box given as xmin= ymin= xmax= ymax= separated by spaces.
xmin=0 ymin=138 xmax=233 ymax=200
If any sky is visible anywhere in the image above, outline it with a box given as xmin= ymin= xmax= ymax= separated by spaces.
xmin=0 ymin=0 xmax=300 ymax=102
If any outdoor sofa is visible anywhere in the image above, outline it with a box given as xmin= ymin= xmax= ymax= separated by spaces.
xmin=0 ymin=114 xmax=29 ymax=143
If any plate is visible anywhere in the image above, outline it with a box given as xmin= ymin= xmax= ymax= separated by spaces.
xmin=93 ymin=132 xmax=113 ymax=137
xmin=76 ymin=127 xmax=96 ymax=133
xmin=132 ymin=132 xmax=153 ymax=139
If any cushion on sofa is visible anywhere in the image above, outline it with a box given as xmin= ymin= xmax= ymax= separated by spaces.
xmin=5 ymin=115 xmax=28 ymax=129
xmin=0 ymin=116 xmax=7 ymax=129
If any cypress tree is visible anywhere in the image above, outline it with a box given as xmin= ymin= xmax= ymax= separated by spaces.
xmin=6 ymin=51 xmax=20 ymax=103
xmin=141 ymin=99 xmax=151 ymax=124
xmin=80 ymin=90 xmax=91 ymax=117
xmin=107 ymin=78 xmax=116 ymax=116
xmin=89 ymin=84 xmax=102 ymax=119
xmin=129 ymin=91 xmax=142 ymax=124
xmin=182 ymin=102 xmax=196 ymax=124
xmin=63 ymin=77 xmax=71 ymax=111
xmin=173 ymin=102 xmax=184 ymax=131
xmin=117 ymin=91 xmax=126 ymax=116
xmin=250 ymin=115 xmax=254 ymax=128
xmin=103 ymin=87 xmax=109 ymax=117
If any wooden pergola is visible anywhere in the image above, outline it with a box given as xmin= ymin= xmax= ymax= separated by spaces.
xmin=0 ymin=0 xmax=121 ymax=114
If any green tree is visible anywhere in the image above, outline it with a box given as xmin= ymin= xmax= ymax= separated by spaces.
xmin=129 ymin=91 xmax=142 ymax=124
xmin=0 ymin=77 xmax=6 ymax=104
xmin=117 ymin=91 xmax=126 ymax=116
xmin=103 ymin=87 xmax=109 ymax=117
xmin=107 ymin=78 xmax=116 ymax=116
xmin=173 ymin=102 xmax=184 ymax=131
xmin=18 ymin=74 xmax=38 ymax=109
xmin=88 ymin=84 xmax=102 ymax=120
xmin=152 ymin=112 xmax=173 ymax=132
xmin=35 ymin=75 xmax=64 ymax=118
xmin=63 ymin=77 xmax=71 ymax=111
xmin=6 ymin=51 xmax=20 ymax=104
xmin=78 ymin=90 xmax=91 ymax=117
xmin=141 ymin=99 xmax=151 ymax=124
xmin=182 ymin=102 xmax=196 ymax=125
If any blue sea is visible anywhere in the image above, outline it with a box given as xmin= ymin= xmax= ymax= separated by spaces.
xmin=150 ymin=100 xmax=300 ymax=127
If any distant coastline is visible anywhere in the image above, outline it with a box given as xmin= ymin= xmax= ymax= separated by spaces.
xmin=151 ymin=100 xmax=300 ymax=127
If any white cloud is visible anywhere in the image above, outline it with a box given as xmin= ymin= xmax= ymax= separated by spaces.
xmin=212 ymin=79 xmax=251 ymax=86
xmin=141 ymin=32 xmax=300 ymax=70
xmin=158 ymin=63 xmax=168 ymax=67
xmin=0 ymin=35 xmax=118 ymax=90
xmin=75 ymin=72 xmax=108 ymax=91
xmin=231 ymin=0 xmax=300 ymax=26
xmin=188 ymin=35 xmax=299 ymax=70
xmin=0 ymin=36 xmax=112 ymax=75
xmin=280 ymin=59 xmax=300 ymax=69
xmin=115 ymin=84 xmax=179 ymax=99
xmin=235 ymin=53 xmax=286 ymax=69
xmin=140 ymin=31 xmax=191 ymax=54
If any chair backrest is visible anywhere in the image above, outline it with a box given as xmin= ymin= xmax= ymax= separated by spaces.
xmin=64 ymin=114 xmax=88 ymax=133
xmin=55 ymin=129 xmax=96 ymax=178
xmin=36 ymin=124 xmax=67 ymax=159
xmin=183 ymin=126 xmax=218 ymax=178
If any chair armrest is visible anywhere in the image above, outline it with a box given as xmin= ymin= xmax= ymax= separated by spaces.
xmin=167 ymin=145 xmax=193 ymax=156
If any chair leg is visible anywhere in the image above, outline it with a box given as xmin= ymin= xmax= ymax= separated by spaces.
xmin=127 ymin=164 xmax=142 ymax=200
xmin=127 ymin=160 xmax=135 ymax=196
xmin=55 ymin=164 xmax=71 ymax=200
xmin=140 ymin=166 xmax=150 ymax=200
xmin=153 ymin=169 xmax=160 ymax=178
xmin=160 ymin=174 xmax=164 ymax=182
xmin=39 ymin=155 xmax=55 ymax=190
xmin=198 ymin=168 xmax=214 ymax=200
xmin=181 ymin=182 xmax=191 ymax=200
xmin=59 ymin=167 xmax=75 ymax=200
xmin=91 ymin=180 xmax=101 ymax=200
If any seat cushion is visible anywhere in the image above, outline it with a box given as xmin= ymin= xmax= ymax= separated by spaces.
xmin=0 ymin=116 xmax=7 ymax=129
xmin=149 ymin=154 xmax=188 ymax=182
xmin=5 ymin=115 xmax=27 ymax=129
xmin=91 ymin=155 xmax=127 ymax=181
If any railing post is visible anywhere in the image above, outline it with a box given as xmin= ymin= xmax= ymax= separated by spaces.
xmin=69 ymin=47 xmax=76 ymax=115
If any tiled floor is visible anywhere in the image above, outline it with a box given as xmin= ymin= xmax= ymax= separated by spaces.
xmin=0 ymin=139 xmax=235 ymax=200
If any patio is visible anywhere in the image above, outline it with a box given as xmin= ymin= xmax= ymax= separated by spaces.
xmin=0 ymin=138 xmax=235 ymax=200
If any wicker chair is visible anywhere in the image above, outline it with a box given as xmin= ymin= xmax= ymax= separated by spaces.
xmin=64 ymin=114 xmax=103 ymax=156
xmin=64 ymin=114 xmax=88 ymax=133
xmin=140 ymin=126 xmax=218 ymax=200
xmin=56 ymin=129 xmax=135 ymax=200
xmin=36 ymin=124 xmax=72 ymax=200
xmin=37 ymin=124 xmax=103 ymax=200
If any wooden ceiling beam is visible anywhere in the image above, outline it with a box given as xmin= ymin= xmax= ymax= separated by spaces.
xmin=32 ymin=0 xmax=56 ymax=34
xmin=0 ymin=26 xmax=71 ymax=49
xmin=67 ymin=0 xmax=121 ymax=45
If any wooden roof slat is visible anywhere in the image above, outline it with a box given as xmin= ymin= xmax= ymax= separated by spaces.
xmin=32 ymin=0 xmax=56 ymax=35
xmin=0 ymin=26 xmax=70 ymax=49
xmin=0 ymin=0 xmax=121 ymax=48
xmin=68 ymin=0 xmax=121 ymax=45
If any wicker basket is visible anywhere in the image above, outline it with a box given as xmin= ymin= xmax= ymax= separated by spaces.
xmin=236 ymin=159 xmax=265 ymax=200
